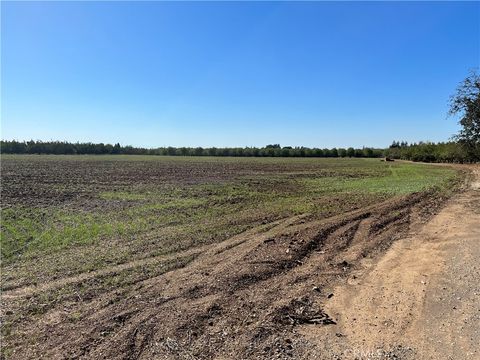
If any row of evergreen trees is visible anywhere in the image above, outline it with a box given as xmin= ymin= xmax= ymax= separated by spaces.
xmin=2 ymin=139 xmax=478 ymax=162
xmin=1 ymin=140 xmax=384 ymax=158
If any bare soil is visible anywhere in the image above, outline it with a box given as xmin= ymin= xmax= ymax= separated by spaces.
xmin=1 ymin=160 xmax=477 ymax=360
xmin=305 ymin=165 xmax=480 ymax=359
xmin=3 ymin=169 xmax=478 ymax=359
xmin=1 ymin=156 xmax=381 ymax=209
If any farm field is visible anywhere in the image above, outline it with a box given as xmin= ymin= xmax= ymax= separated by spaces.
xmin=0 ymin=155 xmax=462 ymax=359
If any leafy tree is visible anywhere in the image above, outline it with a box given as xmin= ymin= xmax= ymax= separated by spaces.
xmin=449 ymin=71 xmax=480 ymax=160
xmin=281 ymin=147 xmax=291 ymax=157
xmin=363 ymin=147 xmax=374 ymax=157
xmin=389 ymin=141 xmax=400 ymax=148
xmin=112 ymin=143 xmax=121 ymax=154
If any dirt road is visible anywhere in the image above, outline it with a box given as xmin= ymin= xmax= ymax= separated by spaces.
xmin=308 ymin=167 xmax=480 ymax=359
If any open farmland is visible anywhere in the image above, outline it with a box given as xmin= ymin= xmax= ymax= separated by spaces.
xmin=0 ymin=155 xmax=463 ymax=359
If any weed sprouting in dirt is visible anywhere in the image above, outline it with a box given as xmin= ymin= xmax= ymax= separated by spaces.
xmin=0 ymin=155 xmax=462 ymax=359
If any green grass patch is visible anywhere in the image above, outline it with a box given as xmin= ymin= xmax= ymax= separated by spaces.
xmin=1 ymin=156 xmax=462 ymax=287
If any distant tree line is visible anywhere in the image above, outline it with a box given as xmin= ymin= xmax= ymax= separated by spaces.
xmin=3 ymin=139 xmax=478 ymax=163
xmin=2 ymin=73 xmax=478 ymax=162
xmin=385 ymin=140 xmax=478 ymax=163
xmin=0 ymin=140 xmax=385 ymax=158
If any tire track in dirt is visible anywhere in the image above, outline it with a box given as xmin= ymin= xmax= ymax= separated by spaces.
xmin=0 ymin=216 xmax=302 ymax=301
xmin=306 ymin=165 xmax=480 ymax=359
xmin=0 ymin=191 xmax=416 ymax=302
xmin=1 ymin=248 xmax=203 ymax=300
xmin=1 ymin=187 xmax=451 ymax=360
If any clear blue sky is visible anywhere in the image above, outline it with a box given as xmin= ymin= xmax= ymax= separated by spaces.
xmin=2 ymin=1 xmax=479 ymax=148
